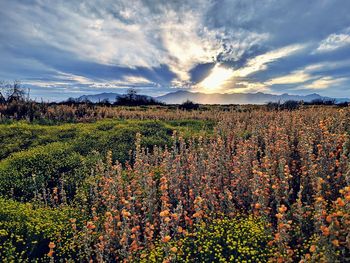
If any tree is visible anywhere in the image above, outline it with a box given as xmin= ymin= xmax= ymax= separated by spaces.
xmin=114 ymin=88 xmax=164 ymax=106
xmin=126 ymin=88 xmax=137 ymax=101
xmin=0 ymin=92 xmax=5 ymax=104
xmin=2 ymin=81 xmax=26 ymax=103
xmin=179 ymin=100 xmax=199 ymax=110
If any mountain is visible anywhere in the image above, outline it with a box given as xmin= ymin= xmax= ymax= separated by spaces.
xmin=74 ymin=91 xmax=349 ymax=105
xmin=77 ymin=92 xmax=121 ymax=103
xmin=156 ymin=91 xmax=349 ymax=105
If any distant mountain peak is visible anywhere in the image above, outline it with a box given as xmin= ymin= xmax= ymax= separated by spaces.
xmin=156 ymin=91 xmax=349 ymax=105
xmin=73 ymin=91 xmax=349 ymax=105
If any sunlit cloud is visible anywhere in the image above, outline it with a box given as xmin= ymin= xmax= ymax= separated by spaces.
xmin=197 ymin=44 xmax=305 ymax=92
xmin=266 ymin=71 xmax=311 ymax=85
xmin=299 ymin=77 xmax=347 ymax=90
xmin=195 ymin=64 xmax=234 ymax=92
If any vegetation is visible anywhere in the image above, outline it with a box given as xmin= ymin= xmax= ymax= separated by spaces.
xmin=0 ymin=100 xmax=349 ymax=262
xmin=179 ymin=100 xmax=200 ymax=111
xmin=114 ymin=88 xmax=164 ymax=106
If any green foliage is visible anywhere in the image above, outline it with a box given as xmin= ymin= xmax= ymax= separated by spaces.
xmin=143 ymin=216 xmax=276 ymax=263
xmin=0 ymin=142 xmax=87 ymax=201
xmin=0 ymin=198 xmax=78 ymax=262
xmin=0 ymin=119 xmax=212 ymax=201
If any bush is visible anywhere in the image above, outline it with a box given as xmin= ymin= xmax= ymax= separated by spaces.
xmin=0 ymin=198 xmax=78 ymax=261
xmin=266 ymin=100 xmax=300 ymax=111
xmin=143 ymin=216 xmax=276 ymax=263
xmin=0 ymin=142 xmax=88 ymax=201
xmin=179 ymin=100 xmax=200 ymax=111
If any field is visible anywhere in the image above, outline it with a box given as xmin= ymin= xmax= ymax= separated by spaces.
xmin=0 ymin=105 xmax=349 ymax=262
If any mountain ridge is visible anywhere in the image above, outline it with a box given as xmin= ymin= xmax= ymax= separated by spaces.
xmin=76 ymin=90 xmax=349 ymax=105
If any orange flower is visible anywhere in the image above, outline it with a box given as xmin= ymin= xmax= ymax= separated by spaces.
xmin=121 ymin=209 xmax=131 ymax=217
xmin=48 ymin=242 xmax=56 ymax=249
xmin=254 ymin=203 xmax=261 ymax=209
xmin=275 ymin=213 xmax=283 ymax=219
xmin=192 ymin=212 xmax=202 ymax=218
xmin=162 ymin=235 xmax=171 ymax=243
xmin=320 ymin=226 xmax=330 ymax=236
xmin=170 ymin=247 xmax=178 ymax=253
xmin=160 ymin=210 xmax=170 ymax=217
xmin=171 ymin=213 xmax=179 ymax=220
xmin=332 ymin=239 xmax=340 ymax=247
xmin=336 ymin=197 xmax=345 ymax=207
xmin=278 ymin=205 xmax=287 ymax=213
xmin=309 ymin=245 xmax=316 ymax=253
xmin=87 ymin=221 xmax=96 ymax=230
xmin=274 ymin=233 xmax=280 ymax=241
xmin=177 ymin=226 xmax=183 ymax=233
xmin=326 ymin=215 xmax=332 ymax=223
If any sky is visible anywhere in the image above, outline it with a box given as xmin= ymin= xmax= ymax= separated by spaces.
xmin=0 ymin=0 xmax=350 ymax=101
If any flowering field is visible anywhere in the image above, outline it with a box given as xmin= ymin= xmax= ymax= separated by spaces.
xmin=0 ymin=106 xmax=349 ymax=262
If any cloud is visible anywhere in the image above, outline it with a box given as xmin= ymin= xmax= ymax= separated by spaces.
xmin=196 ymin=44 xmax=305 ymax=92
xmin=316 ymin=32 xmax=350 ymax=53
xmin=1 ymin=0 xmax=350 ymax=99
xmin=299 ymin=76 xmax=347 ymax=90
xmin=266 ymin=71 xmax=312 ymax=85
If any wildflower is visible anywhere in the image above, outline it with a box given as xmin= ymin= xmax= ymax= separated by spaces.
xmin=326 ymin=215 xmax=332 ymax=223
xmin=192 ymin=212 xmax=202 ymax=218
xmin=121 ymin=209 xmax=131 ymax=217
xmin=48 ymin=242 xmax=56 ymax=249
xmin=309 ymin=245 xmax=316 ymax=253
xmin=160 ymin=210 xmax=170 ymax=217
xmin=336 ymin=197 xmax=345 ymax=207
xmin=171 ymin=213 xmax=179 ymax=220
xmin=48 ymin=242 xmax=55 ymax=257
xmin=275 ymin=213 xmax=283 ymax=219
xmin=162 ymin=235 xmax=171 ymax=243
xmin=320 ymin=226 xmax=330 ymax=236
xmin=332 ymin=239 xmax=340 ymax=247
xmin=87 ymin=221 xmax=96 ymax=230
xmin=170 ymin=247 xmax=178 ymax=253
xmin=278 ymin=204 xmax=287 ymax=213
xmin=47 ymin=250 xmax=54 ymax=257
xmin=254 ymin=203 xmax=261 ymax=209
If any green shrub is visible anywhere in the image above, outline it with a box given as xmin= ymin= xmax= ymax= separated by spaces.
xmin=0 ymin=198 xmax=78 ymax=261
xmin=0 ymin=142 xmax=88 ymax=201
xmin=143 ymin=216 xmax=276 ymax=263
